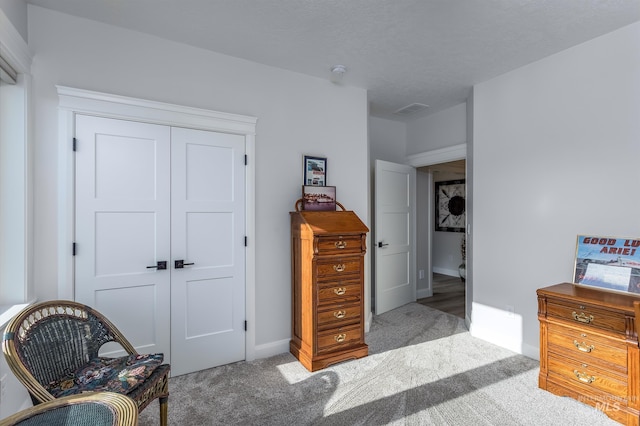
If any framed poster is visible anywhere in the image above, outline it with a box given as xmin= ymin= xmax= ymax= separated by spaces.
xmin=435 ymin=179 xmax=465 ymax=232
xmin=573 ymin=235 xmax=640 ymax=294
xmin=302 ymin=185 xmax=336 ymax=211
xmin=303 ymin=156 xmax=326 ymax=186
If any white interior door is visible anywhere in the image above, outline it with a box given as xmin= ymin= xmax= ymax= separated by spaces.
xmin=75 ymin=115 xmax=171 ymax=358
xmin=374 ymin=159 xmax=416 ymax=314
xmin=169 ymin=127 xmax=246 ymax=376
xmin=76 ymin=116 xmax=246 ymax=374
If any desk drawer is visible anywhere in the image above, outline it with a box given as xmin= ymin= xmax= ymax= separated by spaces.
xmin=316 ymin=257 xmax=361 ymax=279
xmin=317 ymin=279 xmax=361 ymax=305
xmin=316 ymin=324 xmax=362 ymax=354
xmin=315 ymin=236 xmax=363 ymax=255
xmin=317 ymin=303 xmax=361 ymax=330
xmin=546 ymin=301 xmax=626 ymax=334
xmin=547 ymin=323 xmax=627 ymax=371
xmin=548 ymin=354 xmax=627 ymax=398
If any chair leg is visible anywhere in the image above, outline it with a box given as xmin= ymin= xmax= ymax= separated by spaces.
xmin=159 ymin=396 xmax=168 ymax=426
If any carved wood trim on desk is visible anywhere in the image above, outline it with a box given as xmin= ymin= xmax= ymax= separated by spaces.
xmin=538 ymin=283 xmax=640 ymax=425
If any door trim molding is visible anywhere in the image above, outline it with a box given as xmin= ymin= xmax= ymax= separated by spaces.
xmin=56 ymin=86 xmax=258 ymax=361
xmin=406 ymin=143 xmax=466 ymax=167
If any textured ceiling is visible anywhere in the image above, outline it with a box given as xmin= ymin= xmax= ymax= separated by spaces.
xmin=26 ymin=0 xmax=640 ymax=121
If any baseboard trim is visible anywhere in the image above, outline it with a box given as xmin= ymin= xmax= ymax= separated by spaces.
xmin=416 ymin=288 xmax=432 ymax=299
xmin=254 ymin=338 xmax=290 ymax=360
xmin=432 ymin=267 xmax=459 ymax=277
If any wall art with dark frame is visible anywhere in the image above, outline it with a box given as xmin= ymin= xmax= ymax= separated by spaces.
xmin=573 ymin=234 xmax=640 ymax=294
xmin=303 ymin=155 xmax=327 ymax=186
xmin=435 ymin=179 xmax=465 ymax=233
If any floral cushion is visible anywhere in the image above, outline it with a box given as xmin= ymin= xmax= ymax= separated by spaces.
xmin=47 ymin=353 xmax=164 ymax=397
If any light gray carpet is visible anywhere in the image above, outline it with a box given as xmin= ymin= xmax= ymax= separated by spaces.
xmin=139 ymin=303 xmax=617 ymax=425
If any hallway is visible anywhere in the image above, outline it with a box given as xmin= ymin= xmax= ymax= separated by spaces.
xmin=417 ymin=273 xmax=465 ymax=318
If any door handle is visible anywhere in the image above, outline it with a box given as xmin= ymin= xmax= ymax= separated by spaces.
xmin=378 ymin=242 xmax=389 ymax=248
xmin=175 ymin=259 xmax=195 ymax=269
xmin=146 ymin=261 xmax=167 ymax=270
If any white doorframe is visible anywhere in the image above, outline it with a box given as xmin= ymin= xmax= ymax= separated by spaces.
xmin=406 ymin=144 xmax=467 ymax=169
xmin=406 ymin=143 xmax=467 ymax=320
xmin=56 ymin=86 xmax=258 ymax=361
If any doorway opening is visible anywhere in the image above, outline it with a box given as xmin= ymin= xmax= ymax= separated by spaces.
xmin=417 ymin=159 xmax=466 ymax=318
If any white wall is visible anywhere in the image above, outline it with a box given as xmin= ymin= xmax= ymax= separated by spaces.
xmin=369 ymin=116 xmax=407 ymax=164
xmin=0 ymin=0 xmax=26 ymax=42
xmin=471 ymin=22 xmax=640 ymax=357
xmin=406 ymin=103 xmax=467 ymax=156
xmin=27 ymin=6 xmax=369 ymax=353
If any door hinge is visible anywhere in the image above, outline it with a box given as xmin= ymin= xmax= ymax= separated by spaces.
xmin=72 ymin=242 xmax=77 ymax=256
xmin=244 ymin=236 xmax=248 ymax=247
xmin=244 ymin=154 xmax=248 ymax=165
xmin=73 ymin=138 xmax=77 ymax=152
xmin=244 ymin=320 xmax=247 ymax=331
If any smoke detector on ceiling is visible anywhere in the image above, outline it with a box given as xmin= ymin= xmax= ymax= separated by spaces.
xmin=330 ymin=64 xmax=347 ymax=83
xmin=393 ymin=103 xmax=429 ymax=116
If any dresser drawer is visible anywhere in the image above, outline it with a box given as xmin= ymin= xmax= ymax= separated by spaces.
xmin=317 ymin=303 xmax=361 ymax=330
xmin=546 ymin=301 xmax=626 ymax=334
xmin=316 ymin=257 xmax=361 ymax=279
xmin=548 ymin=354 xmax=627 ymax=398
xmin=317 ymin=280 xmax=361 ymax=305
xmin=316 ymin=324 xmax=362 ymax=354
xmin=315 ymin=236 xmax=363 ymax=255
xmin=547 ymin=323 xmax=628 ymax=372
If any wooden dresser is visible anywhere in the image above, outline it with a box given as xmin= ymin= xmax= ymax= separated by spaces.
xmin=538 ymin=283 xmax=640 ymax=425
xmin=290 ymin=210 xmax=369 ymax=371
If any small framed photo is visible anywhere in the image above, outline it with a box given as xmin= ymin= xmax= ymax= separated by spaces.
xmin=302 ymin=185 xmax=336 ymax=211
xmin=303 ymin=156 xmax=327 ymax=186
xmin=573 ymin=235 xmax=640 ymax=294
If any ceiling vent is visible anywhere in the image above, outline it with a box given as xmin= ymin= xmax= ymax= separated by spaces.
xmin=393 ymin=103 xmax=429 ymax=116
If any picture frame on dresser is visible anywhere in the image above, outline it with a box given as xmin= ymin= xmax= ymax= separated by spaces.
xmin=302 ymin=185 xmax=336 ymax=211
xmin=303 ymin=155 xmax=327 ymax=186
xmin=573 ymin=234 xmax=640 ymax=295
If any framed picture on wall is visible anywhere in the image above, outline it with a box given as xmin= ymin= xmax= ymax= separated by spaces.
xmin=435 ymin=179 xmax=465 ymax=232
xmin=573 ymin=234 xmax=640 ymax=294
xmin=303 ymin=156 xmax=327 ymax=186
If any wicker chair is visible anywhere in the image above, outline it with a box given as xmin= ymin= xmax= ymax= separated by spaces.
xmin=2 ymin=301 xmax=169 ymax=426
xmin=0 ymin=392 xmax=138 ymax=426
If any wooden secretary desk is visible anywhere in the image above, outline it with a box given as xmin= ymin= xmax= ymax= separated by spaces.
xmin=290 ymin=210 xmax=369 ymax=371
xmin=538 ymin=283 xmax=640 ymax=425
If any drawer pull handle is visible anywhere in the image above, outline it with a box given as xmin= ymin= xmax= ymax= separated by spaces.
xmin=334 ymin=310 xmax=346 ymax=319
xmin=573 ymin=370 xmax=596 ymax=384
xmin=335 ymin=241 xmax=347 ymax=249
xmin=573 ymin=340 xmax=595 ymax=353
xmin=335 ymin=333 xmax=346 ymax=343
xmin=572 ymin=311 xmax=594 ymax=324
xmin=333 ymin=264 xmax=346 ymax=272
xmin=334 ymin=287 xmax=346 ymax=295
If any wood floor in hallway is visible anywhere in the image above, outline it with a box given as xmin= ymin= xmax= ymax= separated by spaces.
xmin=417 ymin=273 xmax=465 ymax=318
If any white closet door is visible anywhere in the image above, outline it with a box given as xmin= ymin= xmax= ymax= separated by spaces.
xmin=169 ymin=127 xmax=246 ymax=376
xmin=75 ymin=115 xmax=171 ymax=359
